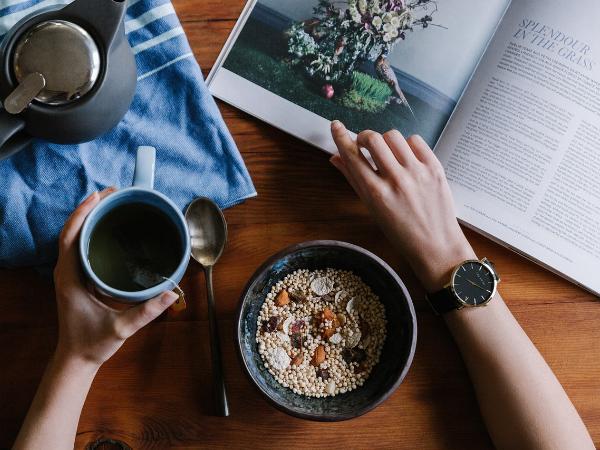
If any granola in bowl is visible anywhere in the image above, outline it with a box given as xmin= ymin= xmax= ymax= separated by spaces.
xmin=255 ymin=268 xmax=387 ymax=397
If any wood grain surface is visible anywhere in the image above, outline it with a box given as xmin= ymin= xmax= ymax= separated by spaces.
xmin=1 ymin=0 xmax=599 ymax=448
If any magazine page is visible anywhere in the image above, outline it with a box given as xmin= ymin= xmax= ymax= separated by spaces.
xmin=435 ymin=0 xmax=600 ymax=294
xmin=208 ymin=0 xmax=509 ymax=153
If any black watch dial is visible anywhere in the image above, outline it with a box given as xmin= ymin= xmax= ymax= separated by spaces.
xmin=451 ymin=261 xmax=496 ymax=306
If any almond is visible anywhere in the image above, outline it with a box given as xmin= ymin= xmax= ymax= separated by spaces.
xmin=291 ymin=353 xmax=304 ymax=366
xmin=275 ymin=290 xmax=290 ymax=306
xmin=311 ymin=345 xmax=325 ymax=366
xmin=322 ymin=307 xmax=336 ymax=321
xmin=321 ymin=327 xmax=335 ymax=339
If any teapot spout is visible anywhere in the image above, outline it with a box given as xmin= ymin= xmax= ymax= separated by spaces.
xmin=61 ymin=0 xmax=127 ymax=50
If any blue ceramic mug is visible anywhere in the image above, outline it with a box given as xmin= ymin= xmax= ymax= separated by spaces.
xmin=79 ymin=146 xmax=191 ymax=302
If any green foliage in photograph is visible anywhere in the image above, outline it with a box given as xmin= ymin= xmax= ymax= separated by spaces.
xmin=222 ymin=17 xmax=451 ymax=145
xmin=337 ymin=71 xmax=393 ymax=113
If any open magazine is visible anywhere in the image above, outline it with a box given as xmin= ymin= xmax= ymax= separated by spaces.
xmin=208 ymin=0 xmax=600 ymax=296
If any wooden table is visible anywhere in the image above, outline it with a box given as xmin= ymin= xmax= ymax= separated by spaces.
xmin=1 ymin=1 xmax=599 ymax=448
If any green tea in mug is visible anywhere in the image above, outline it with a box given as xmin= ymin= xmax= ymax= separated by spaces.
xmin=88 ymin=202 xmax=183 ymax=292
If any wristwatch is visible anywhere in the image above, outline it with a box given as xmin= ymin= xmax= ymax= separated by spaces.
xmin=426 ymin=258 xmax=500 ymax=315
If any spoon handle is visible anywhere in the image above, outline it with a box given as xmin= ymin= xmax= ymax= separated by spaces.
xmin=204 ymin=265 xmax=229 ymax=417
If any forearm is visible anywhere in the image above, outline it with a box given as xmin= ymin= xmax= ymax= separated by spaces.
xmin=328 ymin=123 xmax=593 ymax=448
xmin=415 ymin=239 xmax=593 ymax=449
xmin=13 ymin=351 xmax=99 ymax=450
xmin=445 ymin=295 xmax=594 ymax=450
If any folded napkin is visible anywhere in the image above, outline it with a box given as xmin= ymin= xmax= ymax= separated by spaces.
xmin=0 ymin=0 xmax=256 ymax=267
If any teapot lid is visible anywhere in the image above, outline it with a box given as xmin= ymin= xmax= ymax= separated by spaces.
xmin=12 ymin=20 xmax=101 ymax=106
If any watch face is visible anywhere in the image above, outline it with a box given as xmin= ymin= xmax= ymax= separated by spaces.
xmin=451 ymin=261 xmax=496 ymax=306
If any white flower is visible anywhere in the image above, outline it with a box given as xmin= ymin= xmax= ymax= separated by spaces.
xmin=382 ymin=12 xmax=393 ymax=23
xmin=391 ymin=16 xmax=400 ymax=28
xmin=390 ymin=28 xmax=398 ymax=38
xmin=383 ymin=22 xmax=393 ymax=33
xmin=372 ymin=16 xmax=382 ymax=29
xmin=351 ymin=11 xmax=362 ymax=23
xmin=369 ymin=0 xmax=381 ymax=14
xmin=358 ymin=0 xmax=367 ymax=14
xmin=383 ymin=33 xmax=392 ymax=42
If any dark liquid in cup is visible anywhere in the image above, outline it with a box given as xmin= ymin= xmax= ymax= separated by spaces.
xmin=88 ymin=202 xmax=183 ymax=292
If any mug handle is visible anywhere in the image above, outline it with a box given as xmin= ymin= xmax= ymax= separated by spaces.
xmin=133 ymin=146 xmax=156 ymax=189
xmin=0 ymin=109 xmax=31 ymax=161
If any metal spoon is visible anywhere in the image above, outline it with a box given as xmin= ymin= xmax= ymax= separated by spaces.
xmin=185 ymin=197 xmax=229 ymax=417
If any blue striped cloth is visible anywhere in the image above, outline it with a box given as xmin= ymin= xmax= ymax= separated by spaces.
xmin=0 ymin=0 xmax=256 ymax=267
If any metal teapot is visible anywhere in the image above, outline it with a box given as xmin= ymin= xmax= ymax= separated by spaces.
xmin=0 ymin=0 xmax=137 ymax=160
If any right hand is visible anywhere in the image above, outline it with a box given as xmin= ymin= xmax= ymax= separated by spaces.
xmin=329 ymin=120 xmax=476 ymax=291
xmin=53 ymin=188 xmax=178 ymax=368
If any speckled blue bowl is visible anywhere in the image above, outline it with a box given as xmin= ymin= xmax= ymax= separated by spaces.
xmin=235 ymin=240 xmax=417 ymax=421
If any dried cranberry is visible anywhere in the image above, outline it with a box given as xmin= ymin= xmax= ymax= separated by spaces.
xmin=265 ymin=315 xmax=280 ymax=332
xmin=290 ymin=320 xmax=305 ymax=334
xmin=342 ymin=348 xmax=354 ymax=364
xmin=291 ymin=332 xmax=303 ymax=349
xmin=316 ymin=368 xmax=330 ymax=380
xmin=342 ymin=347 xmax=367 ymax=364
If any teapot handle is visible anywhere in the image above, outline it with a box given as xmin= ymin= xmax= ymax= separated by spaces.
xmin=0 ymin=110 xmax=31 ymax=161
xmin=61 ymin=0 xmax=127 ymax=49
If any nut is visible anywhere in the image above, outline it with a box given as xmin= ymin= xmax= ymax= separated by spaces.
xmin=311 ymin=345 xmax=325 ymax=366
xmin=291 ymin=353 xmax=304 ymax=366
xmin=275 ymin=290 xmax=290 ymax=306
xmin=321 ymin=327 xmax=335 ymax=339
xmin=322 ymin=307 xmax=335 ymax=321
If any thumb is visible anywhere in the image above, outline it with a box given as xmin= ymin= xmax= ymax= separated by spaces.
xmin=116 ymin=291 xmax=179 ymax=338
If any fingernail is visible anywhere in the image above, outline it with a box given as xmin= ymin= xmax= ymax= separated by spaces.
xmin=83 ymin=191 xmax=98 ymax=204
xmin=162 ymin=290 xmax=179 ymax=304
xmin=329 ymin=155 xmax=339 ymax=167
xmin=102 ymin=186 xmax=117 ymax=193
xmin=331 ymin=120 xmax=344 ymax=131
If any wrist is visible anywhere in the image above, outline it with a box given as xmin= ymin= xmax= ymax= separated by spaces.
xmin=415 ymin=237 xmax=477 ymax=293
xmin=52 ymin=348 xmax=102 ymax=377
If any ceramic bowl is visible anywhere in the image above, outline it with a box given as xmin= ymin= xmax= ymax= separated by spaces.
xmin=235 ymin=240 xmax=417 ymax=421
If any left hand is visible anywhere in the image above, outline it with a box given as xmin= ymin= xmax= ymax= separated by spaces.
xmin=53 ymin=188 xmax=178 ymax=367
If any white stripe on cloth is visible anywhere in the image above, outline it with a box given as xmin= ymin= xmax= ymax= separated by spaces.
xmin=131 ymin=25 xmax=183 ymax=54
xmin=125 ymin=2 xmax=174 ymax=34
xmin=137 ymin=51 xmax=193 ymax=80
xmin=0 ymin=0 xmax=69 ymax=34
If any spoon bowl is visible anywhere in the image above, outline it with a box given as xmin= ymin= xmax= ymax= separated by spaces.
xmin=186 ymin=197 xmax=227 ymax=266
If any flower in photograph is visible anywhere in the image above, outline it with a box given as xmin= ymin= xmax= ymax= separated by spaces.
xmin=372 ymin=15 xmax=383 ymax=29
xmin=286 ymin=0 xmax=444 ymax=88
xmin=358 ymin=0 xmax=368 ymax=14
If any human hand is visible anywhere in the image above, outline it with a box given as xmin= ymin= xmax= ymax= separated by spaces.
xmin=330 ymin=121 xmax=476 ymax=291
xmin=53 ymin=188 xmax=178 ymax=368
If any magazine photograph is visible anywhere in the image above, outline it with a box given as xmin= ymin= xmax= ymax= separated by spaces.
xmin=209 ymin=0 xmax=509 ymax=150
